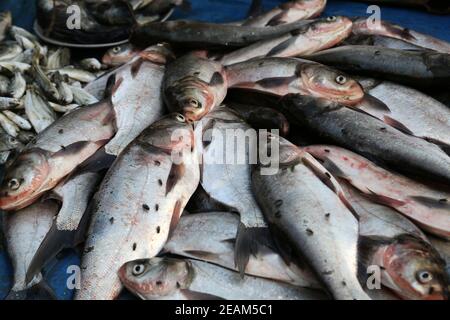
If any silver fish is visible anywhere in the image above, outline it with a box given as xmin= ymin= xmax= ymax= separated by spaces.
xmin=68 ymin=85 xmax=98 ymax=106
xmin=80 ymin=58 xmax=104 ymax=72
xmin=0 ymin=74 xmax=9 ymax=95
xmin=24 ymin=88 xmax=57 ymax=133
xmin=2 ymin=110 xmax=32 ymax=130
xmin=0 ymin=96 xmax=20 ymax=110
xmin=75 ymin=114 xmax=199 ymax=300
xmin=119 ymin=257 xmax=327 ymax=300
xmin=0 ymin=42 xmax=22 ymax=61
xmin=48 ymin=101 xmax=80 ymax=114
xmin=32 ymin=58 xmax=60 ymax=102
xmin=53 ymin=66 xmax=96 ymax=83
xmin=9 ymin=71 xmax=26 ymax=99
xmin=0 ymin=111 xmax=20 ymax=137
xmin=0 ymin=126 xmax=23 ymax=152
xmin=46 ymin=48 xmax=71 ymax=70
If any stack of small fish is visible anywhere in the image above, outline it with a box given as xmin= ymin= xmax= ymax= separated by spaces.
xmin=0 ymin=0 xmax=449 ymax=301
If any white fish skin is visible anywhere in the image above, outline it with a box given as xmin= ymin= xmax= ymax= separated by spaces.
xmin=69 ymin=85 xmax=99 ymax=106
xmin=4 ymin=200 xmax=58 ymax=296
xmin=252 ymin=136 xmax=370 ymax=300
xmin=0 ymin=61 xmax=30 ymax=73
xmin=0 ymin=111 xmax=20 ymax=137
xmin=0 ymin=96 xmax=20 ymax=110
xmin=9 ymin=71 xmax=26 ymax=99
xmin=24 ymin=88 xmax=57 ymax=133
xmin=164 ymin=211 xmax=322 ymax=288
xmin=75 ymin=114 xmax=200 ymax=300
xmin=48 ymin=102 xmax=80 ymax=113
xmin=119 ymin=257 xmax=328 ymax=300
xmin=53 ymin=66 xmax=96 ymax=83
xmin=2 ymin=110 xmax=32 ymax=130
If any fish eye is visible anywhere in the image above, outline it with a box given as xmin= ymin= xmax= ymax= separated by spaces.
xmin=8 ymin=178 xmax=20 ymax=190
xmin=176 ymin=114 xmax=186 ymax=122
xmin=417 ymin=270 xmax=433 ymax=284
xmin=8 ymin=136 xmax=17 ymax=145
xmin=112 ymin=46 xmax=121 ymax=54
xmin=335 ymin=75 xmax=347 ymax=85
xmin=132 ymin=264 xmax=146 ymax=276
xmin=327 ymin=16 xmax=337 ymax=22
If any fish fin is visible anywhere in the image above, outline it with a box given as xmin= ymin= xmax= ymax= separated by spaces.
xmin=358 ymin=235 xmax=390 ymax=271
xmin=183 ymin=250 xmax=221 ymax=261
xmin=267 ymin=12 xmax=287 ymax=26
xmin=5 ymin=289 xmax=28 ymax=300
xmin=179 ymin=289 xmax=224 ymax=300
xmin=246 ymin=0 xmax=263 ymax=18
xmin=52 ymin=141 xmax=91 ymax=159
xmin=383 ymin=115 xmax=414 ymax=135
xmin=266 ymin=37 xmax=297 ymax=57
xmin=130 ymin=58 xmax=144 ymax=78
xmin=266 ymin=222 xmax=293 ymax=266
xmin=77 ymin=148 xmax=116 ymax=174
xmin=410 ymin=196 xmax=450 ymax=209
xmin=104 ymin=73 xmax=116 ymax=99
xmin=166 ymin=163 xmax=186 ymax=196
xmin=234 ymin=223 xmax=273 ymax=277
xmin=168 ymin=200 xmax=183 ymax=239
xmin=320 ymin=158 xmax=348 ymax=179
xmin=364 ymin=189 xmax=406 ymax=208
xmin=384 ymin=23 xmax=416 ymax=41
xmin=358 ymin=93 xmax=391 ymax=112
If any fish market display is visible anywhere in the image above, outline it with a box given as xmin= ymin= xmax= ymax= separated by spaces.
xmin=0 ymin=0 xmax=449 ymax=301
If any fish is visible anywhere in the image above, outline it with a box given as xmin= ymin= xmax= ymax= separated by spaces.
xmin=68 ymin=85 xmax=98 ymax=106
xmin=86 ymin=0 xmax=135 ymax=26
xmin=241 ymin=0 xmax=326 ymax=27
xmin=3 ymin=200 xmax=58 ymax=300
xmin=75 ymin=114 xmax=200 ymax=300
xmin=0 ymin=126 xmax=23 ymax=152
xmin=0 ymin=11 xmax=12 ymax=42
xmin=48 ymin=102 xmax=80 ymax=114
xmin=163 ymin=52 xmax=227 ymax=122
xmin=428 ymin=236 xmax=450 ymax=278
xmin=80 ymin=58 xmax=104 ymax=72
xmin=0 ymin=111 xmax=20 ymax=137
xmin=307 ymin=45 xmax=450 ymax=89
xmin=304 ymin=145 xmax=450 ymax=239
xmin=354 ymin=77 xmax=450 ymax=149
xmin=352 ymin=18 xmax=450 ymax=54
xmin=52 ymin=72 xmax=74 ymax=105
xmin=227 ymin=103 xmax=290 ymax=137
xmin=225 ymin=57 xmax=365 ymax=106
xmin=0 ymin=99 xmax=116 ymax=211
xmin=10 ymin=26 xmax=39 ymax=43
xmin=281 ymin=94 xmax=450 ymax=186
xmin=0 ymin=74 xmax=9 ymax=95
xmin=105 ymin=43 xmax=173 ymax=156
xmin=52 ymin=67 xmax=96 ymax=83
xmin=0 ymin=42 xmax=22 ymax=61
xmin=102 ymin=43 xmax=141 ymax=67
xmin=252 ymin=134 xmax=370 ymax=300
xmin=219 ymin=16 xmax=352 ymax=66
xmin=164 ymin=211 xmax=322 ymax=288
xmin=0 ymin=61 xmax=30 ymax=74
xmin=186 ymin=184 xmax=232 ymax=213
xmin=130 ymin=19 xmax=313 ymax=48
xmin=0 ymin=97 xmax=20 ymax=110
xmin=344 ymin=34 xmax=427 ymax=51
xmin=46 ymin=47 xmax=71 ymax=70
xmin=32 ymin=57 xmax=60 ymax=102
xmin=195 ymin=106 xmax=268 ymax=275
xmin=8 ymin=71 xmax=26 ymax=99
xmin=2 ymin=110 xmax=32 ymax=130
xmin=24 ymin=88 xmax=57 ymax=133
xmin=119 ymin=257 xmax=327 ymax=300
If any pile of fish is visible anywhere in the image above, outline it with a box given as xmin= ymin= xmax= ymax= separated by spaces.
xmin=0 ymin=0 xmax=449 ymax=300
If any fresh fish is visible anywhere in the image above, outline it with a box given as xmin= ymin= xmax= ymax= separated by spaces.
xmin=105 ymin=44 xmax=173 ymax=155
xmin=186 ymin=184 xmax=232 ymax=213
xmin=2 ymin=110 xmax=32 ymax=130
xmin=0 ymin=74 xmax=9 ymax=95
xmin=281 ymin=95 xmax=450 ymax=186
xmin=75 ymin=114 xmax=199 ymax=300
xmin=48 ymin=102 xmax=80 ymax=114
xmin=11 ymin=48 xmax=34 ymax=64
xmin=195 ymin=107 xmax=268 ymax=275
xmin=307 ymin=45 xmax=450 ymax=89
xmin=227 ymin=103 xmax=290 ymax=137
xmin=0 ymin=111 xmax=19 ymax=137
xmin=0 ymin=42 xmax=22 ymax=61
xmin=0 ymin=11 xmax=12 ymax=41
xmin=10 ymin=26 xmax=38 ymax=43
xmin=3 ymin=200 xmax=58 ymax=299
xmin=354 ymin=77 xmax=450 ymax=149
xmin=304 ymin=145 xmax=450 ymax=239
xmin=24 ymin=88 xmax=57 ymax=133
xmin=163 ymin=52 xmax=227 ymax=122
xmin=32 ymin=58 xmax=60 ymax=102
xmin=0 ymin=97 xmax=20 ymax=110
xmin=0 ymin=61 xmax=30 ymax=74
xmin=80 ymin=58 xmax=104 ymax=72
xmin=119 ymin=257 xmax=327 ymax=300
xmin=53 ymin=67 xmax=96 ymax=83
xmin=226 ymin=57 xmax=365 ymax=106
xmin=344 ymin=34 xmax=426 ymax=51
xmin=242 ymin=0 xmax=326 ymax=27
xmin=0 ymin=99 xmax=115 ymax=211
xmin=0 ymin=126 xmax=23 ymax=152
xmin=69 ymin=85 xmax=98 ymax=106
xmin=46 ymin=48 xmax=71 ymax=70
xmin=130 ymin=19 xmax=313 ymax=48
xmin=219 ymin=16 xmax=352 ymax=66
xmin=102 ymin=43 xmax=140 ymax=67
xmin=252 ymin=135 xmax=370 ymax=300
xmin=352 ymin=18 xmax=450 ymax=54
xmin=164 ymin=211 xmax=322 ymax=288
xmin=53 ymin=73 xmax=74 ymax=105
xmin=8 ymin=71 xmax=26 ymax=99
xmin=16 ymin=130 xmax=35 ymax=145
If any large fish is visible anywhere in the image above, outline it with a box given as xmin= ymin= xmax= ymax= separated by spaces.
xmin=281 ymin=95 xmax=450 ymax=185
xmin=219 ymin=16 xmax=352 ymax=66
xmin=75 ymin=114 xmax=200 ymax=300
xmin=102 ymin=43 xmax=140 ymax=67
xmin=352 ymin=18 xmax=450 ymax=53
xmin=104 ymin=44 xmax=174 ymax=155
xmin=164 ymin=211 xmax=322 ymax=288
xmin=225 ymin=57 xmax=366 ymax=106
xmin=252 ymin=135 xmax=370 ymax=300
xmin=195 ymin=106 xmax=268 ymax=275
xmin=307 ymin=45 xmax=450 ymax=89
xmin=4 ymin=200 xmax=58 ymax=299
xmin=119 ymin=257 xmax=327 ymax=300
xmin=241 ymin=0 xmax=326 ymax=27
xmin=163 ymin=52 xmax=227 ymax=122
xmin=0 ymin=100 xmax=116 ymax=211
xmin=354 ymin=77 xmax=450 ymax=150
xmin=304 ymin=145 xmax=450 ymax=239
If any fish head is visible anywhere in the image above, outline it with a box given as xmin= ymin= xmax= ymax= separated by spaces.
xmin=299 ymin=63 xmax=364 ymax=105
xmin=102 ymin=44 xmax=137 ymax=66
xmin=308 ymin=16 xmax=353 ymax=41
xmin=118 ymin=258 xmax=193 ymax=299
xmin=0 ymin=149 xmax=50 ymax=211
xmin=139 ymin=43 xmax=175 ymax=65
xmin=383 ymin=236 xmax=449 ymax=300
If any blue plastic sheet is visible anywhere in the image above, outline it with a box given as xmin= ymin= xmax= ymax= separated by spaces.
xmin=0 ymin=0 xmax=448 ymax=300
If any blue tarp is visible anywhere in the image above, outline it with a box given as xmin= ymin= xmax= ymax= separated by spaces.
xmin=0 ymin=0 xmax=448 ymax=300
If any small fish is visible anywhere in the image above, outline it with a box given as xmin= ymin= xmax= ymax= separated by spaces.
xmin=52 ymin=72 xmax=74 ymax=104
xmin=32 ymin=58 xmax=60 ymax=102
xmin=102 ymin=43 xmax=140 ymax=67
xmin=24 ymin=88 xmax=57 ymax=133
xmin=8 ymin=71 xmax=26 ymax=99
xmin=0 ymin=97 xmax=20 ymax=110
xmin=80 ymin=58 xmax=104 ymax=72
xmin=53 ymin=66 xmax=97 ymax=83
xmin=0 ymin=111 xmax=20 ymax=137
xmin=48 ymin=101 xmax=80 ymax=114
xmin=119 ymin=257 xmax=327 ymax=300
xmin=2 ymin=110 xmax=32 ymax=130
xmin=0 ymin=61 xmax=31 ymax=74
xmin=0 ymin=42 xmax=22 ymax=61
xmin=46 ymin=47 xmax=71 ymax=70
xmin=0 ymin=74 xmax=9 ymax=95
xmin=10 ymin=25 xmax=38 ymax=43
xmin=0 ymin=11 xmax=12 ymax=41
xmin=68 ymin=85 xmax=98 ymax=106
xmin=0 ymin=126 xmax=23 ymax=152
